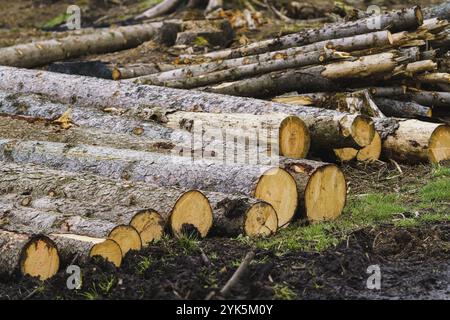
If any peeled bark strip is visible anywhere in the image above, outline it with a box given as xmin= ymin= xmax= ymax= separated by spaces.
xmin=165 ymin=112 xmax=310 ymax=159
xmin=0 ymin=230 xmax=59 ymax=280
xmin=382 ymin=119 xmax=450 ymax=164
xmin=149 ymin=31 xmax=393 ymax=83
xmin=137 ymin=49 xmax=350 ymax=88
xmin=373 ymin=97 xmax=433 ymax=118
xmin=0 ymin=140 xmax=345 ymax=227
xmin=0 ymin=90 xmax=189 ymax=143
xmin=0 ymin=162 xmax=275 ymax=237
xmin=135 ymin=0 xmax=183 ymax=20
xmin=0 ymin=66 xmax=375 ymax=150
xmin=112 ymin=63 xmax=176 ymax=80
xmin=273 ymin=90 xmax=385 ymax=118
xmin=204 ymin=52 xmax=403 ymax=97
xmin=0 ymin=22 xmax=177 ymax=68
xmin=184 ymin=6 xmax=422 ymax=60
xmin=50 ymin=235 xmax=122 ymax=267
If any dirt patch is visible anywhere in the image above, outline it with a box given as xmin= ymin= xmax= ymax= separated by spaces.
xmin=0 ymin=221 xmax=447 ymax=300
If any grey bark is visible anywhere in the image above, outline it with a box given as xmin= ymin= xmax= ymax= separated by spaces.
xmin=423 ymin=1 xmax=450 ymax=20
xmin=373 ymin=97 xmax=432 ymax=119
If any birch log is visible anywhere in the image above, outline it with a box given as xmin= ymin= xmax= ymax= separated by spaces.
xmin=148 ymin=30 xmax=393 ymax=84
xmin=0 ymin=162 xmax=277 ymax=237
xmin=0 ymin=22 xmax=178 ymax=68
xmin=0 ymin=140 xmax=346 ymax=227
xmin=0 ymin=67 xmax=375 ymax=150
xmin=182 ymin=6 xmax=423 ymax=59
xmin=0 ymin=230 xmax=59 ymax=280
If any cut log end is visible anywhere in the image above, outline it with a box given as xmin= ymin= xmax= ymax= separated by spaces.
xmin=255 ymin=168 xmax=298 ymax=228
xmin=112 ymin=68 xmax=121 ymax=80
xmin=108 ymin=225 xmax=142 ymax=257
xmin=305 ymin=164 xmax=346 ymax=222
xmin=89 ymin=239 xmax=123 ymax=267
xmin=21 ymin=236 xmax=60 ymax=281
xmin=429 ymin=125 xmax=450 ymax=163
xmin=243 ymin=202 xmax=278 ymax=237
xmin=357 ymin=131 xmax=382 ymax=162
xmin=333 ymin=147 xmax=358 ymax=162
xmin=129 ymin=210 xmax=165 ymax=246
xmin=170 ymin=190 xmax=213 ymax=238
xmin=279 ymin=116 xmax=310 ymax=158
xmin=351 ymin=115 xmax=375 ymax=147
xmin=415 ymin=6 xmax=424 ymax=26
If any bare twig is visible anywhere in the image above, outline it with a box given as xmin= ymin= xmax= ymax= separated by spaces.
xmin=220 ymin=251 xmax=255 ymax=296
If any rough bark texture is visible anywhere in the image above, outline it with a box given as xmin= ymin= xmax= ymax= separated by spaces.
xmin=373 ymin=97 xmax=432 ymax=119
xmin=113 ymin=63 xmax=176 ymax=80
xmin=0 ymin=67 xmax=373 ymax=149
xmin=0 ymin=162 xmax=275 ymax=236
xmin=147 ymin=31 xmax=392 ymax=83
xmin=183 ymin=6 xmax=422 ymax=59
xmin=424 ymin=1 xmax=450 ymax=20
xmin=369 ymin=87 xmax=450 ymax=108
xmin=203 ymin=52 xmax=402 ymax=97
xmin=0 ymin=22 xmax=179 ymax=68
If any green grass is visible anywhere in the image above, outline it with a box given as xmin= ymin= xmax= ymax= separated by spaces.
xmin=136 ymin=256 xmax=152 ymax=275
xmin=42 ymin=13 xmax=70 ymax=29
xmin=273 ymin=284 xmax=297 ymax=300
xmin=252 ymin=166 xmax=449 ymax=253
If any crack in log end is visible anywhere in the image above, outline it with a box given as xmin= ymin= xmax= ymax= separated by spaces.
xmin=108 ymin=225 xmax=142 ymax=257
xmin=243 ymin=202 xmax=278 ymax=237
xmin=254 ymin=168 xmax=298 ymax=228
xmin=20 ymin=235 xmax=60 ymax=281
xmin=304 ymin=164 xmax=346 ymax=222
xmin=129 ymin=210 xmax=165 ymax=246
xmin=170 ymin=190 xmax=213 ymax=238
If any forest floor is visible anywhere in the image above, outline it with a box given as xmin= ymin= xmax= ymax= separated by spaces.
xmin=0 ymin=0 xmax=448 ymax=300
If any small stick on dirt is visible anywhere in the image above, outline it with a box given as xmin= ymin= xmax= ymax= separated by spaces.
xmin=200 ymin=248 xmax=212 ymax=267
xmin=220 ymin=251 xmax=255 ymax=297
xmin=390 ymin=159 xmax=403 ymax=175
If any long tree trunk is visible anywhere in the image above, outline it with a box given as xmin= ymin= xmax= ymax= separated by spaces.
xmin=0 ymin=67 xmax=376 ymax=150
xmin=147 ymin=30 xmax=393 ymax=84
xmin=424 ymin=1 xmax=450 ymax=20
xmin=182 ymin=6 xmax=422 ymax=60
xmin=0 ymin=140 xmax=346 ymax=227
xmin=0 ymin=22 xmax=179 ymax=68
xmin=373 ymin=97 xmax=433 ymax=118
xmin=369 ymin=87 xmax=450 ymax=108
xmin=203 ymin=52 xmax=404 ymax=97
xmin=0 ymin=230 xmax=59 ymax=280
xmin=0 ymin=162 xmax=277 ymax=237
xmin=136 ymin=49 xmax=351 ymax=87
xmin=112 ymin=63 xmax=176 ymax=80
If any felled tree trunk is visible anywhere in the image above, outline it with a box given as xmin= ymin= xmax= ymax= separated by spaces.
xmin=165 ymin=112 xmax=310 ymax=159
xmin=203 ymin=52 xmax=403 ymax=97
xmin=424 ymin=1 xmax=450 ymax=20
xmin=135 ymin=0 xmax=183 ymax=20
xmin=369 ymin=87 xmax=450 ymax=108
xmin=416 ymin=72 xmax=450 ymax=85
xmin=0 ymin=230 xmax=59 ymax=280
xmin=0 ymin=140 xmax=346 ymax=228
xmin=184 ymin=6 xmax=422 ymax=59
xmin=112 ymin=63 xmax=176 ymax=80
xmin=149 ymin=30 xmax=393 ymax=84
xmin=0 ymin=22 xmax=179 ymax=68
xmin=373 ymin=97 xmax=433 ymax=118
xmin=0 ymin=67 xmax=375 ymax=150
xmin=136 ymin=49 xmax=350 ymax=88
xmin=0 ymin=162 xmax=276 ymax=237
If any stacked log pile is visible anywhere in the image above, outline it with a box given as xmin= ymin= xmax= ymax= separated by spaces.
xmin=0 ymin=3 xmax=449 ymax=280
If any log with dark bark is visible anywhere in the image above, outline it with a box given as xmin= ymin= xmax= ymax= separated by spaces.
xmin=0 ymin=67 xmax=376 ymax=150
xmin=203 ymin=52 xmax=404 ymax=97
xmin=369 ymin=87 xmax=450 ymax=108
xmin=47 ymin=61 xmax=115 ymax=79
xmin=0 ymin=140 xmax=346 ymax=227
xmin=182 ymin=6 xmax=423 ymax=60
xmin=0 ymin=162 xmax=277 ymax=237
xmin=373 ymin=97 xmax=433 ymax=119
xmin=149 ymin=31 xmax=393 ymax=84
xmin=141 ymin=49 xmax=350 ymax=89
xmin=0 ymin=22 xmax=179 ymax=68
xmin=0 ymin=230 xmax=59 ymax=280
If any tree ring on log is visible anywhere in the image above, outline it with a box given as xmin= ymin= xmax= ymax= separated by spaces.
xmin=254 ymin=167 xmax=298 ymax=228
xmin=89 ymin=239 xmax=123 ymax=268
xmin=243 ymin=201 xmax=278 ymax=237
xmin=20 ymin=235 xmax=60 ymax=281
xmin=129 ymin=209 xmax=165 ymax=246
xmin=429 ymin=125 xmax=450 ymax=163
xmin=357 ymin=131 xmax=382 ymax=162
xmin=304 ymin=164 xmax=346 ymax=222
xmin=279 ymin=115 xmax=310 ymax=158
xmin=170 ymin=190 xmax=213 ymax=238
xmin=350 ymin=115 xmax=375 ymax=147
xmin=108 ymin=225 xmax=142 ymax=257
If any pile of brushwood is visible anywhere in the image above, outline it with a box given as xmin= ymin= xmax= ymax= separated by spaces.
xmin=0 ymin=1 xmax=448 ymax=284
